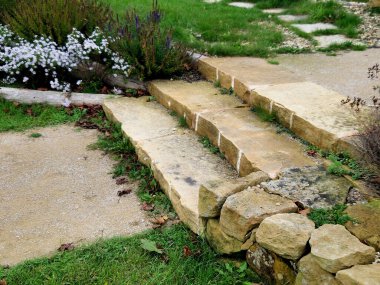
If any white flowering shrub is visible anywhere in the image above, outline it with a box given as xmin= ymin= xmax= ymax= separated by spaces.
xmin=0 ymin=25 xmax=129 ymax=92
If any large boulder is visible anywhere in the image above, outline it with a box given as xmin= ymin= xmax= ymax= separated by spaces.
xmin=345 ymin=199 xmax=380 ymax=251
xmin=246 ymin=243 xmax=296 ymax=285
xmin=220 ymin=187 xmax=298 ymax=241
xmin=256 ymin=213 xmax=315 ymax=260
xmin=336 ymin=264 xmax=380 ymax=285
xmin=261 ymin=166 xmax=352 ymax=209
xmin=205 ymin=219 xmax=242 ymax=254
xmin=295 ymin=254 xmax=339 ymax=285
xmin=310 ymin=224 xmax=376 ymax=273
xmin=199 ymin=171 xmax=269 ymax=218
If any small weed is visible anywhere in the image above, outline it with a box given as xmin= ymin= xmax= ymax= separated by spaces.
xmin=219 ymin=87 xmax=234 ymax=96
xmin=308 ymin=204 xmax=354 ymax=228
xmin=199 ymin=136 xmax=224 ymax=158
xmin=267 ymin=59 xmax=279 ymax=65
xmin=178 ymin=116 xmax=188 ymax=128
xmin=317 ymin=42 xmax=366 ymax=53
xmin=213 ymin=80 xmax=221 ymax=88
xmin=29 ymin=132 xmax=42 ymax=138
xmin=251 ymin=106 xmax=277 ymax=122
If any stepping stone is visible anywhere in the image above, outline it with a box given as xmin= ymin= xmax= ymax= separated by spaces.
xmin=292 ymin=23 xmax=338 ymax=33
xmin=262 ymin=8 xmax=286 ymax=14
xmin=228 ymin=2 xmax=255 ymax=9
xmin=261 ymin=166 xmax=352 ymax=209
xmin=315 ymin=35 xmax=351 ymax=48
xmin=278 ymin=14 xmax=309 ymax=22
xmin=148 ymin=80 xmax=315 ymax=179
xmin=103 ymin=97 xmax=237 ymax=234
xmin=197 ymin=57 xmax=359 ymax=152
xmin=203 ymin=0 xmax=222 ymax=3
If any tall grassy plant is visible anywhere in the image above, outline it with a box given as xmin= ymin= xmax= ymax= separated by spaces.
xmin=111 ymin=1 xmax=191 ymax=80
xmin=2 ymin=0 xmax=113 ymax=45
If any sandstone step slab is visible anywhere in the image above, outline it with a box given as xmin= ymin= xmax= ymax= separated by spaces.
xmin=103 ymin=97 xmax=237 ymax=234
xmin=197 ymin=57 xmax=358 ymax=152
xmin=148 ymin=80 xmax=315 ymax=178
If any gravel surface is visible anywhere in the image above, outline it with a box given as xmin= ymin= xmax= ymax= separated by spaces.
xmin=0 ymin=125 xmax=151 ymax=266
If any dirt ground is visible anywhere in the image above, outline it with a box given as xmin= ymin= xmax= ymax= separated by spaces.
xmin=277 ymin=49 xmax=380 ymax=101
xmin=0 ymin=125 xmax=151 ymax=266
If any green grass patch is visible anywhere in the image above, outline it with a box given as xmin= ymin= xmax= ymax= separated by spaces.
xmin=251 ymin=106 xmax=277 ymax=122
xmin=0 ymin=224 xmax=261 ymax=285
xmin=199 ymin=136 xmax=224 ymax=159
xmin=29 ymin=132 xmax=42 ymax=138
xmin=308 ymin=204 xmax=354 ymax=228
xmin=101 ymin=0 xmax=284 ymax=57
xmin=0 ymin=98 xmax=84 ymax=132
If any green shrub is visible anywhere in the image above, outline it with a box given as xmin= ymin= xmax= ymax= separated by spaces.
xmin=111 ymin=0 xmax=191 ymax=80
xmin=1 ymin=0 xmax=113 ymax=45
xmin=308 ymin=204 xmax=354 ymax=228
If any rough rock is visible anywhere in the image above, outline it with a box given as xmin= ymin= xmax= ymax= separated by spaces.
xmin=310 ymin=224 xmax=376 ymax=273
xmin=220 ymin=187 xmax=298 ymax=241
xmin=369 ymin=0 xmax=380 ymax=8
xmin=295 ymin=254 xmax=339 ymax=285
xmin=205 ymin=219 xmax=242 ymax=254
xmin=345 ymin=199 xmax=380 ymax=251
xmin=199 ymin=171 xmax=269 ymax=218
xmin=241 ymin=229 xmax=257 ymax=251
xmin=336 ymin=264 xmax=380 ymax=285
xmin=247 ymin=244 xmax=296 ymax=285
xmin=256 ymin=213 xmax=315 ymax=260
xmin=262 ymin=166 xmax=352 ymax=209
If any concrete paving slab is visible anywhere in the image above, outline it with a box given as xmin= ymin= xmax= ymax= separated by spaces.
xmin=315 ymin=35 xmax=351 ymax=48
xmin=228 ymin=2 xmax=255 ymax=9
xmin=103 ymin=97 xmax=237 ymax=234
xmin=278 ymin=15 xmax=309 ymax=22
xmin=0 ymin=126 xmax=150 ymax=266
xmin=292 ymin=23 xmax=338 ymax=33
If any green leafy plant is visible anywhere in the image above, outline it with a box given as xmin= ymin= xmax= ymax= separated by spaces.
xmin=199 ymin=136 xmax=224 ymax=158
xmin=2 ymin=0 xmax=112 ymax=45
xmin=111 ymin=0 xmax=191 ymax=80
xmin=140 ymin=238 xmax=163 ymax=254
xmin=251 ymin=106 xmax=277 ymax=122
xmin=308 ymin=204 xmax=354 ymax=228
xmin=29 ymin=132 xmax=42 ymax=138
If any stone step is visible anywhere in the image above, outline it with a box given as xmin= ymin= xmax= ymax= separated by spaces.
xmin=103 ymin=97 xmax=238 ymax=234
xmin=197 ymin=57 xmax=358 ymax=153
xmin=148 ymin=80 xmax=315 ymax=179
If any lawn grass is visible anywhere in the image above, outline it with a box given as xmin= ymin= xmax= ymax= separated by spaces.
xmin=0 ymin=224 xmax=260 ymax=285
xmin=0 ymin=98 xmax=84 ymax=132
xmin=102 ymin=0 xmax=283 ymax=57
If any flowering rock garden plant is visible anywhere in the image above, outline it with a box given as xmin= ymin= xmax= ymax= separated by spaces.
xmin=0 ymin=0 xmax=190 ymax=94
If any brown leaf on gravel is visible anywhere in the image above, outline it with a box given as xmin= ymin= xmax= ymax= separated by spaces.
xmin=117 ymin=189 xmax=132 ymax=197
xmin=0 ymin=279 xmax=7 ymax=285
xmin=12 ymin=102 xmax=20 ymax=107
xmin=37 ymin=88 xmax=48 ymax=91
xmin=149 ymin=215 xmax=168 ymax=226
xmin=306 ymin=150 xmax=317 ymax=157
xmin=141 ymin=202 xmax=155 ymax=211
xmin=100 ymin=86 xmax=109 ymax=94
xmin=58 ymin=243 xmax=75 ymax=252
xmin=26 ymin=108 xmax=33 ymax=116
xmin=115 ymin=177 xmax=128 ymax=185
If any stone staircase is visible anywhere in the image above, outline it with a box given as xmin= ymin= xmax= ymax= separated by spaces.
xmin=103 ymin=56 xmax=363 ymax=236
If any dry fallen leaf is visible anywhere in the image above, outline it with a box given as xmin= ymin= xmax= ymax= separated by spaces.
xmin=149 ymin=215 xmax=169 ymax=226
xmin=183 ymin=245 xmax=192 ymax=257
xmin=141 ymin=202 xmax=155 ymax=211
xmin=299 ymin=208 xmax=311 ymax=216
xmin=58 ymin=243 xmax=75 ymax=252
xmin=117 ymin=189 xmax=132 ymax=197
xmin=0 ymin=279 xmax=7 ymax=285
xmin=115 ymin=177 xmax=128 ymax=185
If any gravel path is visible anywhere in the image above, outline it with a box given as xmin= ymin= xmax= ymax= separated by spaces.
xmin=0 ymin=125 xmax=151 ymax=266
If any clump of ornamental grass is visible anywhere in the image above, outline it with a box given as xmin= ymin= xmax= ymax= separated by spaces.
xmin=110 ymin=0 xmax=191 ymax=80
xmin=1 ymin=0 xmax=112 ymax=46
